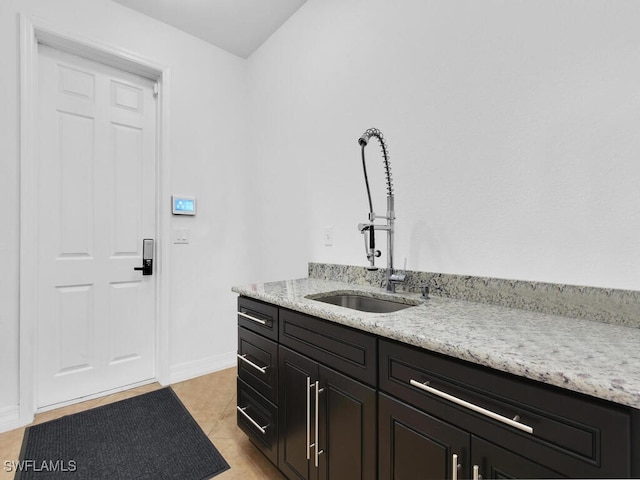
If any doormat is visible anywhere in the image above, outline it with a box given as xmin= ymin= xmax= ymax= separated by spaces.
xmin=15 ymin=387 xmax=230 ymax=480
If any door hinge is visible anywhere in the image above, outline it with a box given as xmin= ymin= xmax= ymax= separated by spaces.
xmin=153 ymin=82 xmax=159 ymax=97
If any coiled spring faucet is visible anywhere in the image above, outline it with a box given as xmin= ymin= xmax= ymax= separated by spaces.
xmin=357 ymin=128 xmax=406 ymax=292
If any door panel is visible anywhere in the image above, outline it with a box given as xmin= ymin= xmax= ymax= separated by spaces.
xmin=36 ymin=44 xmax=157 ymax=408
xmin=318 ymin=365 xmax=376 ymax=480
xmin=471 ymin=436 xmax=565 ymax=479
xmin=112 ymin=123 xmax=144 ymax=255
xmin=55 ymin=285 xmax=93 ymax=374
xmin=278 ymin=346 xmax=318 ymax=480
xmin=379 ymin=393 xmax=469 ymax=480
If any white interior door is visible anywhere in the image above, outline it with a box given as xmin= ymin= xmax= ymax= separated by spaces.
xmin=36 ymin=44 xmax=157 ymax=409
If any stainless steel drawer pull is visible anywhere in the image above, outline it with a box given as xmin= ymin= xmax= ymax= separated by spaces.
xmin=238 ymin=311 xmax=267 ymax=325
xmin=237 ymin=354 xmax=268 ymax=373
xmin=237 ymin=406 xmax=268 ymax=434
xmin=314 ymin=381 xmax=324 ymax=467
xmin=306 ymin=377 xmax=312 ymax=460
xmin=452 ymin=453 xmax=459 ymax=480
xmin=409 ymin=379 xmax=534 ymax=434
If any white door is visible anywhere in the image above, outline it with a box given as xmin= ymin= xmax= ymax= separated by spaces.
xmin=36 ymin=45 xmax=157 ymax=409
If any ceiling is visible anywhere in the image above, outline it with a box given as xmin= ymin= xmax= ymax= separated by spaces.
xmin=112 ymin=0 xmax=308 ymax=59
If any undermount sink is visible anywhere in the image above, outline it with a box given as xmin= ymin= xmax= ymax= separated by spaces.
xmin=308 ymin=292 xmax=419 ymax=313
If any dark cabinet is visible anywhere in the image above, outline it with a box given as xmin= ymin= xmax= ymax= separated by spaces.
xmin=237 ymin=295 xmax=638 ymax=479
xmin=471 ymin=436 xmax=564 ymax=479
xmin=237 ymin=377 xmax=279 ymax=465
xmin=379 ymin=339 xmax=633 ymax=479
xmin=278 ymin=346 xmax=376 ymax=480
xmin=379 ymin=392 xmax=468 ymax=480
xmin=379 ymin=392 xmax=565 ymax=480
xmin=236 ymin=297 xmax=280 ymax=465
xmin=237 ymin=296 xmax=377 ymax=480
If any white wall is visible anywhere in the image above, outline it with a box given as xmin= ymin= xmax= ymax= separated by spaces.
xmin=247 ymin=0 xmax=640 ymax=291
xmin=0 ymin=0 xmax=251 ymax=427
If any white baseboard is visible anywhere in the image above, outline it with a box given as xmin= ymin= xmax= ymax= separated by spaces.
xmin=167 ymin=351 xmax=236 ymax=385
xmin=0 ymin=405 xmax=22 ymax=434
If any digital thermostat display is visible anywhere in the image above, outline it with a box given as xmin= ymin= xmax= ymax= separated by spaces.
xmin=172 ymin=195 xmax=196 ymax=215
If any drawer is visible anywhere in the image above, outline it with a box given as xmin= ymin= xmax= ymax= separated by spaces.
xmin=238 ymin=296 xmax=278 ymax=341
xmin=379 ymin=340 xmax=632 ymax=478
xmin=238 ymin=326 xmax=278 ymax=403
xmin=279 ymin=308 xmax=377 ymax=386
xmin=237 ymin=377 xmax=278 ymax=466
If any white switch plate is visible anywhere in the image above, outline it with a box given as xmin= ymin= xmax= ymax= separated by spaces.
xmin=323 ymin=226 xmax=333 ymax=246
xmin=173 ymin=227 xmax=189 ymax=244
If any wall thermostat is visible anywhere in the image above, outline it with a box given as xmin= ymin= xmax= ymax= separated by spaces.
xmin=172 ymin=195 xmax=196 ymax=215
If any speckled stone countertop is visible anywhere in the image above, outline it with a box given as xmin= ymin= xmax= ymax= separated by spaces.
xmin=232 ymin=277 xmax=640 ymax=410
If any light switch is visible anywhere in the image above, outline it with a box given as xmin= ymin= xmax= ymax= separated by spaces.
xmin=173 ymin=228 xmax=189 ymax=244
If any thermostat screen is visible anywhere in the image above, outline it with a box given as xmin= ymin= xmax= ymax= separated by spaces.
xmin=175 ymin=199 xmax=194 ymax=212
xmin=172 ymin=196 xmax=196 ymax=215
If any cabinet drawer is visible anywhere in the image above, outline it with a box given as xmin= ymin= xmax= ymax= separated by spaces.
xmin=238 ymin=296 xmax=278 ymax=341
xmin=238 ymin=326 xmax=278 ymax=403
xmin=380 ymin=340 xmax=631 ymax=478
xmin=279 ymin=308 xmax=377 ymax=386
xmin=237 ymin=377 xmax=278 ymax=466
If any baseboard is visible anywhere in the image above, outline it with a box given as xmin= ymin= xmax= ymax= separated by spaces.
xmin=0 ymin=405 xmax=22 ymax=434
xmin=168 ymin=351 xmax=236 ymax=385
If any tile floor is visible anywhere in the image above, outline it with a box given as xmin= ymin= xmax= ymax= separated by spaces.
xmin=0 ymin=367 xmax=286 ymax=480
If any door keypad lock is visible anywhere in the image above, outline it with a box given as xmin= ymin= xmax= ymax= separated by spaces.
xmin=134 ymin=238 xmax=154 ymax=275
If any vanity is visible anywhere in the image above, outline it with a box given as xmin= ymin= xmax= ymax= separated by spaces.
xmin=233 ymin=275 xmax=640 ymax=479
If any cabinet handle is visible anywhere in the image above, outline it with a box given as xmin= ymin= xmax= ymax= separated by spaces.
xmin=237 ymin=406 xmax=268 ymax=434
xmin=238 ymin=311 xmax=267 ymax=325
xmin=306 ymin=377 xmax=312 ymax=461
xmin=452 ymin=453 xmax=459 ymax=480
xmin=237 ymin=354 xmax=268 ymax=373
xmin=314 ymin=380 xmax=324 ymax=467
xmin=409 ymin=379 xmax=534 ymax=434
xmin=473 ymin=464 xmax=481 ymax=480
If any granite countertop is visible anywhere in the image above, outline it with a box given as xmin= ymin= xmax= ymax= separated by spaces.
xmin=232 ymin=277 xmax=640 ymax=410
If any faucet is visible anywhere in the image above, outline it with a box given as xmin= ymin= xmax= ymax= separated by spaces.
xmin=357 ymin=128 xmax=406 ymax=293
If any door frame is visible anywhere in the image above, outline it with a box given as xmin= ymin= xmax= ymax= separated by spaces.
xmin=19 ymin=14 xmax=172 ymax=425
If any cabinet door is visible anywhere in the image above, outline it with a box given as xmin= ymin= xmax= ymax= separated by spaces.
xmin=279 ymin=346 xmax=318 ymax=480
xmin=471 ymin=436 xmax=565 ymax=479
xmin=379 ymin=393 xmax=469 ymax=480
xmin=317 ymin=365 xmax=376 ymax=480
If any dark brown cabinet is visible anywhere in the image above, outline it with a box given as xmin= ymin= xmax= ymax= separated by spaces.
xmin=379 ymin=339 xmax=633 ymax=478
xmin=237 ymin=297 xmax=377 ymax=480
xmin=237 ymin=377 xmax=279 ymax=464
xmin=278 ymin=346 xmax=376 ymax=480
xmin=236 ymin=297 xmax=280 ymax=465
xmin=237 ymin=295 xmax=639 ymax=479
xmin=379 ymin=392 xmax=565 ymax=479
xmin=471 ymin=436 xmax=565 ymax=479
xmin=379 ymin=392 xmax=468 ymax=480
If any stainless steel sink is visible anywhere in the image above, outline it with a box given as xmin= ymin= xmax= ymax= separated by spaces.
xmin=309 ymin=293 xmax=418 ymax=313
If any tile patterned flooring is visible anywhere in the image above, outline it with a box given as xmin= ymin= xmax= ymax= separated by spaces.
xmin=0 ymin=367 xmax=286 ymax=480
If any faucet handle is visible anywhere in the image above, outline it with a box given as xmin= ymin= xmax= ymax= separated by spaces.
xmin=389 ymin=272 xmax=406 ymax=283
